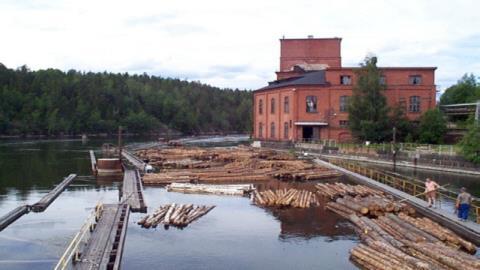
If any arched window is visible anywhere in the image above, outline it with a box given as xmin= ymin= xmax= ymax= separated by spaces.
xmin=284 ymin=96 xmax=289 ymax=113
xmin=284 ymin=122 xmax=289 ymax=139
xmin=258 ymin=99 xmax=263 ymax=115
xmin=409 ymin=96 xmax=421 ymax=112
xmin=258 ymin=122 xmax=263 ymax=138
xmin=270 ymin=122 xmax=275 ymax=138
xmin=271 ymin=98 xmax=275 ymax=114
xmin=339 ymin=96 xmax=349 ymax=112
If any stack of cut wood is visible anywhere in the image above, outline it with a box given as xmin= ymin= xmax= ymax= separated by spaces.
xmin=326 ymin=195 xmax=416 ymax=217
xmin=166 ymin=183 xmax=254 ymax=196
xmin=137 ymin=203 xmax=215 ymax=228
xmin=345 ymin=213 xmax=479 ymax=270
xmin=138 ymin=146 xmax=341 ymax=185
xmin=316 ymin=182 xmax=384 ymax=199
xmin=252 ymin=189 xmax=319 ymax=208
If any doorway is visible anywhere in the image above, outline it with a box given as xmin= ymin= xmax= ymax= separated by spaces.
xmin=302 ymin=126 xmax=313 ymax=141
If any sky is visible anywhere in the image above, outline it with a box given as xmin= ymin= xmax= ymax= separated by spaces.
xmin=0 ymin=0 xmax=479 ymax=95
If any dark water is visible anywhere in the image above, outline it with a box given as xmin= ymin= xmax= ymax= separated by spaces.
xmin=0 ymin=139 xmax=358 ymax=270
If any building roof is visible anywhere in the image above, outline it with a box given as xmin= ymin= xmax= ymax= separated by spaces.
xmin=258 ymin=70 xmax=326 ymax=91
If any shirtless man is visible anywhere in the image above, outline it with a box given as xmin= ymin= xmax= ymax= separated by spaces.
xmin=425 ymin=178 xmax=440 ymax=208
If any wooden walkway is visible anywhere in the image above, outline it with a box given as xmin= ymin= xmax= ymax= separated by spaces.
xmin=31 ymin=174 xmax=77 ymax=212
xmin=315 ymin=158 xmax=480 ymax=245
xmin=121 ymin=150 xmax=146 ymax=171
xmin=0 ymin=205 xmax=30 ymax=231
xmin=121 ymin=169 xmax=147 ymax=212
xmin=73 ymin=204 xmax=129 ymax=270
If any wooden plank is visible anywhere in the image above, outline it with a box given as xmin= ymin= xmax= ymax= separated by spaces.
xmin=90 ymin=150 xmax=97 ymax=174
xmin=0 ymin=205 xmax=30 ymax=231
xmin=31 ymin=174 xmax=77 ymax=212
xmin=315 ymin=158 xmax=480 ymax=245
xmin=121 ymin=169 xmax=147 ymax=212
xmin=73 ymin=204 xmax=129 ymax=270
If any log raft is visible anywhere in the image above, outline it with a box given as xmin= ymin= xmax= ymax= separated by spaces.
xmin=166 ymin=183 xmax=254 ymax=196
xmin=138 ymin=204 xmax=215 ymax=229
xmin=252 ymin=188 xmax=319 ymax=208
xmin=31 ymin=174 xmax=77 ymax=212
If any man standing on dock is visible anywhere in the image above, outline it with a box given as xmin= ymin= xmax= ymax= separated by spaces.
xmin=456 ymin=187 xmax=472 ymax=221
xmin=425 ymin=178 xmax=439 ymax=208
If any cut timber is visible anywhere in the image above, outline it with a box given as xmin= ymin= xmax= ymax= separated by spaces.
xmin=137 ymin=146 xmax=341 ymax=185
xmin=166 ymin=183 xmax=254 ymax=196
xmin=253 ymin=188 xmax=318 ymax=208
xmin=138 ymin=203 xmax=215 ymax=229
xmin=31 ymin=174 xmax=77 ymax=212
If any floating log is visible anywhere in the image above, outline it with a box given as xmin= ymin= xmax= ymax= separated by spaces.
xmin=138 ymin=203 xmax=215 ymax=229
xmin=137 ymin=146 xmax=341 ymax=185
xmin=166 ymin=183 xmax=254 ymax=196
xmin=252 ymin=188 xmax=318 ymax=208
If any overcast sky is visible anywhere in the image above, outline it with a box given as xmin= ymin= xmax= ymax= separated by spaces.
xmin=0 ymin=0 xmax=479 ymax=95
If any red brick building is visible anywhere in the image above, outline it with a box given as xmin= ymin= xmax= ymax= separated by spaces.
xmin=253 ymin=37 xmax=437 ymax=142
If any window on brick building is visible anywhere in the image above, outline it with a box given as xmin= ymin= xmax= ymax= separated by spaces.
xmin=271 ymin=98 xmax=275 ymax=114
xmin=270 ymin=122 xmax=275 ymax=138
xmin=379 ymin=76 xmax=386 ymax=85
xmin=339 ymin=96 xmax=349 ymax=112
xmin=284 ymin=122 xmax=289 ymax=139
xmin=409 ymin=75 xmax=422 ymax=85
xmin=306 ymin=96 xmax=317 ymax=112
xmin=258 ymin=99 xmax=263 ymax=115
xmin=339 ymin=120 xmax=349 ymax=127
xmin=284 ymin=96 xmax=289 ymax=113
xmin=409 ymin=96 xmax=421 ymax=112
xmin=340 ymin=75 xmax=352 ymax=85
xmin=258 ymin=122 xmax=263 ymax=138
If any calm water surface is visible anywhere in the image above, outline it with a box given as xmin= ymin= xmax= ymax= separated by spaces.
xmin=0 ymin=139 xmax=358 ymax=270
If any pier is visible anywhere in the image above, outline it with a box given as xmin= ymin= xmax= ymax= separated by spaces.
xmin=31 ymin=174 xmax=77 ymax=212
xmin=121 ymin=169 xmax=147 ymax=212
xmin=315 ymin=158 xmax=480 ymax=245
xmin=0 ymin=205 xmax=30 ymax=231
xmin=56 ymin=203 xmax=130 ymax=270
xmin=121 ymin=150 xmax=146 ymax=171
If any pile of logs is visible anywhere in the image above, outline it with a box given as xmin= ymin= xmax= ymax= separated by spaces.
xmin=137 ymin=203 xmax=215 ymax=228
xmin=326 ymin=195 xmax=416 ymax=217
xmin=166 ymin=183 xmax=254 ymax=196
xmin=316 ymin=183 xmax=384 ymax=199
xmin=252 ymin=189 xmax=319 ymax=208
xmin=345 ymin=213 xmax=479 ymax=270
xmin=138 ymin=146 xmax=341 ymax=184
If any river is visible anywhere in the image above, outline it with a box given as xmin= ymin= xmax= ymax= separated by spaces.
xmin=0 ymin=138 xmax=358 ymax=270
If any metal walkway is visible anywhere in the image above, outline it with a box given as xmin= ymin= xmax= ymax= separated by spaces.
xmin=121 ymin=150 xmax=146 ymax=172
xmin=315 ymin=158 xmax=480 ymax=245
xmin=55 ymin=203 xmax=130 ymax=270
xmin=121 ymin=169 xmax=147 ymax=212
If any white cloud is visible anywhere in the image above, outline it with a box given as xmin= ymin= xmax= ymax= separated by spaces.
xmin=0 ymin=0 xmax=478 ymax=91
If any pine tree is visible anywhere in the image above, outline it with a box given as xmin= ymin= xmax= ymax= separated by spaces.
xmin=348 ymin=56 xmax=390 ymax=142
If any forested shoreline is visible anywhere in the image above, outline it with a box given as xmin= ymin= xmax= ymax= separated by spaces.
xmin=0 ymin=64 xmax=252 ymax=136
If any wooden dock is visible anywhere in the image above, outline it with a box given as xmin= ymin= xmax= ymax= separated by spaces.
xmin=315 ymin=158 xmax=480 ymax=245
xmin=31 ymin=174 xmax=77 ymax=212
xmin=73 ymin=204 xmax=129 ymax=270
xmin=0 ymin=205 xmax=30 ymax=231
xmin=90 ymin=150 xmax=97 ymax=174
xmin=121 ymin=169 xmax=147 ymax=212
xmin=121 ymin=150 xmax=146 ymax=171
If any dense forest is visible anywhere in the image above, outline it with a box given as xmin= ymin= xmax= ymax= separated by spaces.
xmin=0 ymin=63 xmax=252 ymax=136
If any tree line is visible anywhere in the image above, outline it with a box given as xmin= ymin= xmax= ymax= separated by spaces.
xmin=0 ymin=63 xmax=252 ymax=136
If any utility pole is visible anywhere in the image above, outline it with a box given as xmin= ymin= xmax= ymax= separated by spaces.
xmin=118 ymin=126 xmax=122 ymax=160
xmin=392 ymin=127 xmax=397 ymax=172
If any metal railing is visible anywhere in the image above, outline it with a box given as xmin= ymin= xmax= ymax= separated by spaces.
xmin=328 ymin=158 xmax=480 ymax=223
xmin=54 ymin=202 xmax=104 ymax=270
